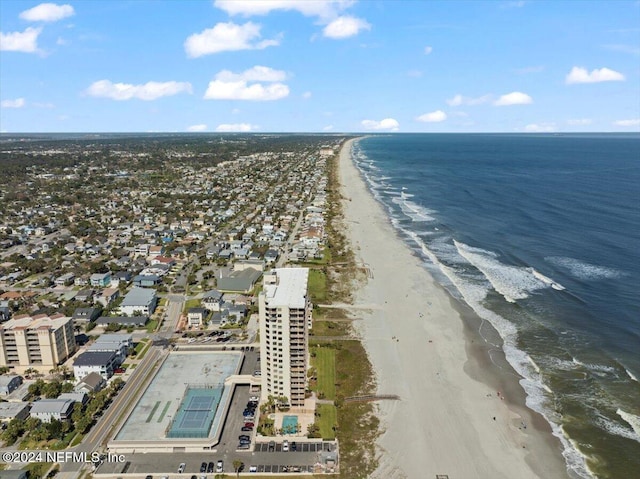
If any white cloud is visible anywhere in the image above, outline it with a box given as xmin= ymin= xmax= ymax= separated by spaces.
xmin=613 ymin=119 xmax=640 ymax=127
xmin=323 ymin=16 xmax=370 ymax=39
xmin=85 ymin=80 xmax=193 ymax=101
xmin=20 ymin=3 xmax=75 ymax=22
xmin=447 ymin=94 xmax=491 ymax=106
xmin=187 ymin=124 xmax=208 ymax=132
xmin=361 ymin=118 xmax=399 ymax=131
xmin=494 ymin=91 xmax=533 ymax=106
xmin=216 ymin=123 xmax=256 ymax=132
xmin=204 ymin=67 xmax=289 ymax=101
xmin=1 ymin=98 xmax=26 ymax=108
xmin=302 ymin=91 xmax=312 ymax=99
xmin=567 ymin=118 xmax=592 ymax=126
xmin=323 ymin=125 xmax=334 ymax=131
xmin=0 ymin=27 xmax=42 ymax=53
xmin=424 ymin=45 xmax=433 ymax=55
xmin=416 ymin=110 xmax=447 ymax=123
xmin=216 ymin=65 xmax=287 ymax=82
xmin=184 ymin=21 xmax=279 ymax=58
xmin=214 ymin=0 xmax=352 ymax=20
xmin=205 ymin=81 xmax=289 ymax=101
xmin=565 ymin=66 xmax=625 ymax=84
xmin=524 ymin=123 xmax=556 ymax=132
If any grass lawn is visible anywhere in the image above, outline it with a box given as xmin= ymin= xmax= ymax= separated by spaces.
xmin=26 ymin=462 xmax=54 ymax=479
xmin=135 ymin=339 xmax=150 ymax=358
xmin=312 ymin=347 xmax=336 ymax=400
xmin=158 ymin=297 xmax=168 ymax=307
xmin=308 ymin=269 xmax=327 ymax=303
xmin=145 ymin=319 xmax=158 ymax=333
xmin=316 ymin=404 xmax=337 ymax=440
xmin=182 ymin=298 xmax=201 ymax=313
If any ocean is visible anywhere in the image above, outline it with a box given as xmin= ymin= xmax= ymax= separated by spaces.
xmin=352 ymin=133 xmax=640 ymax=479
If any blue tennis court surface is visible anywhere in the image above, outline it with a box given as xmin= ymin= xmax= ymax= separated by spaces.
xmin=167 ymin=387 xmax=223 ymax=438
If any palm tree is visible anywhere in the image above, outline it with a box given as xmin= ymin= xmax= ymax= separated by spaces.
xmin=233 ymin=459 xmax=243 ymax=478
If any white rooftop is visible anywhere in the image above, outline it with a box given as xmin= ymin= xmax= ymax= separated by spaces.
xmin=264 ymin=268 xmax=309 ymax=309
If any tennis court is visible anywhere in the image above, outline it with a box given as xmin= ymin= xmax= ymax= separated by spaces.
xmin=167 ymin=387 xmax=223 ymax=438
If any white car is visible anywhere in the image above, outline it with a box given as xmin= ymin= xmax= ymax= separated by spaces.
xmin=216 ymin=460 xmax=223 ymax=473
xmin=282 ymin=440 xmax=289 ymax=452
xmin=178 ymin=463 xmax=186 ymax=473
xmin=249 ymin=465 xmax=257 ymax=472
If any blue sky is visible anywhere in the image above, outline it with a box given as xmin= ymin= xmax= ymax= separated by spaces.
xmin=1 ymin=0 xmax=639 ymax=133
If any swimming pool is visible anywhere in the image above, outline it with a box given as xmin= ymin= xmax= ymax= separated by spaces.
xmin=282 ymin=415 xmax=298 ymax=434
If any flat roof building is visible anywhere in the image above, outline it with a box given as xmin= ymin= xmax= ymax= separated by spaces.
xmin=0 ymin=314 xmax=75 ymax=371
xmin=259 ymin=268 xmax=311 ymax=407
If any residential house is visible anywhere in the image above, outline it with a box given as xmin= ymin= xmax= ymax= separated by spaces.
xmin=0 ymin=402 xmax=30 ymax=423
xmin=133 ymin=274 xmax=161 ymax=287
xmin=202 ymin=290 xmax=224 ymax=312
xmin=187 ymin=308 xmax=208 ymax=328
xmin=58 ymin=391 xmax=88 ymax=406
xmin=54 ymin=272 xmax=75 ymax=286
xmin=30 ymin=398 xmax=75 ymax=422
xmin=72 ymin=307 xmax=101 ymax=323
xmin=119 ymin=288 xmax=157 ymax=316
xmin=75 ymin=289 xmax=95 ymax=303
xmin=90 ymin=272 xmax=111 ymax=287
xmin=87 ymin=333 xmax=132 ymax=363
xmin=96 ymin=288 xmax=119 ymax=308
xmin=0 ymin=375 xmax=23 ymax=395
xmin=74 ymin=372 xmax=106 ymax=394
xmin=73 ymin=350 xmax=118 ymax=381
xmin=95 ymin=316 xmax=148 ymax=328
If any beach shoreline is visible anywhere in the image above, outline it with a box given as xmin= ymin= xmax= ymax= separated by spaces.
xmin=337 ymin=137 xmax=569 ymax=479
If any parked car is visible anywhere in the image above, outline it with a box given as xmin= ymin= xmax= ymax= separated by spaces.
xmin=283 ymin=440 xmax=289 ymax=452
xmin=268 ymin=441 xmax=275 ymax=451
xmin=244 ymin=422 xmax=255 ymax=427
xmin=239 ymin=434 xmax=250 ymax=441
xmin=238 ymin=443 xmax=250 ymax=450
xmin=200 ymin=462 xmax=207 ymax=473
xmin=216 ymin=460 xmax=223 ymax=473
xmin=178 ymin=463 xmax=186 ymax=473
xmin=291 ymin=441 xmax=297 ymax=451
xmin=207 ymin=462 xmax=215 ymax=473
xmin=249 ymin=465 xmax=257 ymax=472
xmin=241 ymin=426 xmax=253 ymax=431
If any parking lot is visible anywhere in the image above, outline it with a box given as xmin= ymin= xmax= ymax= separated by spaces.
xmin=96 ymin=351 xmax=336 ymax=476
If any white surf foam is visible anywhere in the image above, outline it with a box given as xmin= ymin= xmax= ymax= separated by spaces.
xmin=455 ymin=240 xmax=550 ymax=302
xmin=531 ymin=268 xmax=566 ymax=290
xmin=392 ymin=196 xmax=436 ymax=222
xmin=546 ymin=256 xmax=625 ymax=281
xmin=625 ymin=368 xmax=639 ymax=383
xmin=616 ymin=409 xmax=640 ymax=442
xmin=595 ymin=412 xmax=640 ymax=443
xmin=572 ymin=358 xmax=616 ymax=374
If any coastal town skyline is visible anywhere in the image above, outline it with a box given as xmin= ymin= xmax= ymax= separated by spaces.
xmin=1 ymin=0 xmax=639 ymax=133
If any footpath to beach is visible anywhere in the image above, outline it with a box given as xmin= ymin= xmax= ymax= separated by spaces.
xmin=338 ymin=138 xmax=569 ymax=479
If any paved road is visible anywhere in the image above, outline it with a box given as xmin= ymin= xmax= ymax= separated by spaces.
xmin=55 ymin=347 xmax=166 ymax=479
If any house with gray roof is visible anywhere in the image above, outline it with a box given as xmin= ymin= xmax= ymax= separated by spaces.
xmin=95 ymin=316 xmax=148 ymax=328
xmin=119 ymin=287 xmax=157 ymax=316
xmin=0 ymin=401 xmax=30 ymax=423
xmin=30 ymin=398 xmax=75 ymax=422
xmin=0 ymin=375 xmax=23 ymax=395
xmin=217 ymin=268 xmax=262 ymax=293
xmin=74 ymin=372 xmax=106 ymax=394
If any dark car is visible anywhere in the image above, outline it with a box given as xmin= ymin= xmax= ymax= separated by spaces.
xmin=291 ymin=441 xmax=297 ymax=451
xmin=244 ymin=422 xmax=254 ymax=427
xmin=238 ymin=443 xmax=250 ymax=450
xmin=200 ymin=462 xmax=207 ymax=473
xmin=238 ymin=434 xmax=250 ymax=441
xmin=241 ymin=426 xmax=253 ymax=431
xmin=207 ymin=461 xmax=215 ymax=473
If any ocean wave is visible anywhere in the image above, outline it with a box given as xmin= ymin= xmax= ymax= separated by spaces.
xmin=572 ymin=358 xmax=617 ymax=375
xmin=625 ymin=368 xmax=639 ymax=383
xmin=454 ymin=240 xmax=551 ymax=302
xmin=595 ymin=412 xmax=640 ymax=443
xmin=616 ymin=409 xmax=640 ymax=443
xmin=546 ymin=256 xmax=626 ymax=281
xmin=531 ymin=268 xmax=566 ymax=290
xmin=391 ymin=196 xmax=436 ymax=222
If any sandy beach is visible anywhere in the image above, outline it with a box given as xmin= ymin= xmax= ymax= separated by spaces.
xmin=338 ymin=138 xmax=569 ymax=479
